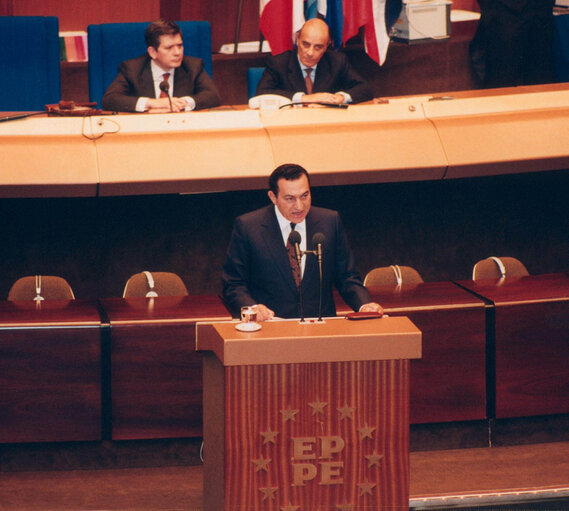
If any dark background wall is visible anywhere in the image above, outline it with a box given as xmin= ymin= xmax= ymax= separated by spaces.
xmin=1 ymin=169 xmax=567 ymax=300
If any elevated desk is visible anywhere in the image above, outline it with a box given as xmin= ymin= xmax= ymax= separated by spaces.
xmin=456 ymin=273 xmax=569 ymax=419
xmin=197 ymin=317 xmax=422 ymax=511
xmin=2 ymin=84 xmax=569 ymax=198
xmin=337 ymin=281 xmax=487 ymax=424
xmin=0 ymin=299 xmax=102 ymax=443
xmin=99 ymin=295 xmax=230 ymax=440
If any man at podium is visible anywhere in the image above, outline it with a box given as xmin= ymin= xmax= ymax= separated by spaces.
xmin=222 ymin=164 xmax=382 ymax=321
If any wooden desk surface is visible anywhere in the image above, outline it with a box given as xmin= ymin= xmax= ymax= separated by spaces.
xmin=455 ymin=272 xmax=569 ymax=305
xmin=196 ymin=316 xmax=422 ymax=366
xmin=0 ymin=298 xmax=101 ymax=327
xmin=100 ymin=294 xmax=231 ymax=324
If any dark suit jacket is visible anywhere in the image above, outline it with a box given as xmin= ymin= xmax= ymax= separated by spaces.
xmin=101 ymin=54 xmax=221 ymax=112
xmin=255 ymin=50 xmax=373 ymax=104
xmin=222 ymin=205 xmax=371 ymax=319
xmin=471 ymin=0 xmax=555 ymax=88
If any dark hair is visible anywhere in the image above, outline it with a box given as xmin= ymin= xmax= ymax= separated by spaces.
xmin=268 ymin=164 xmax=311 ymax=196
xmin=145 ymin=19 xmax=182 ymax=49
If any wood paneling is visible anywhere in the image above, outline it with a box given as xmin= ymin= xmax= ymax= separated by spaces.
xmin=338 ymin=281 xmax=487 ymax=424
xmin=457 ymin=273 xmax=569 ymax=419
xmin=101 ymin=295 xmax=230 ymax=440
xmin=0 ymin=300 xmax=102 ymax=443
xmin=179 ymin=0 xmax=260 ymax=53
xmin=204 ymin=356 xmax=411 ymax=510
xmin=11 ymin=0 xmax=159 ymax=31
xmin=111 ymin=323 xmax=204 ymax=440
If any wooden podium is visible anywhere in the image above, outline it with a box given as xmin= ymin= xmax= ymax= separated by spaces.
xmin=196 ymin=316 xmax=422 ymax=510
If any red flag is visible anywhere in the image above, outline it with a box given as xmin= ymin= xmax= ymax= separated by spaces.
xmin=260 ymin=0 xmax=294 ymax=55
xmin=343 ymin=0 xmax=391 ymax=65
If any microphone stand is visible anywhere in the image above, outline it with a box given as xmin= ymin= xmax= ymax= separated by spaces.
xmin=294 ymin=242 xmax=304 ymax=322
xmin=301 ymin=244 xmax=324 ymax=322
xmin=159 ymin=81 xmax=173 ymax=112
xmin=316 ymin=243 xmax=323 ymax=322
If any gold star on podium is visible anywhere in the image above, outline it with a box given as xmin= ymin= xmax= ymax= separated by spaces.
xmin=260 ymin=428 xmax=278 ymax=444
xmin=365 ymin=451 xmax=383 ymax=468
xmin=358 ymin=422 xmax=375 ymax=440
xmin=336 ymin=503 xmax=355 ymax=511
xmin=259 ymin=486 xmax=278 ymax=500
xmin=252 ymin=455 xmax=271 ymax=472
xmin=281 ymin=503 xmax=300 ymax=511
xmin=308 ymin=398 xmax=328 ymax=415
xmin=337 ymin=403 xmax=355 ymax=420
xmin=357 ymin=478 xmax=376 ymax=496
xmin=280 ymin=407 xmax=299 ymax=422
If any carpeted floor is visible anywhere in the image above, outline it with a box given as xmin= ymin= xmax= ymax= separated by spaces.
xmin=1 ymin=442 xmax=568 ymax=510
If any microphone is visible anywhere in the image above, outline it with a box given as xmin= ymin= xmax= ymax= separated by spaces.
xmin=159 ymin=80 xmax=173 ymax=112
xmin=311 ymin=233 xmax=326 ymax=321
xmin=288 ymin=230 xmax=304 ymax=322
xmin=289 ymin=230 xmax=302 ymax=267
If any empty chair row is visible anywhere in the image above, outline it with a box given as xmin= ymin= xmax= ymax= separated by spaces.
xmin=6 ymin=257 xmax=529 ymax=301
xmin=7 ymin=272 xmax=188 ymax=301
xmin=364 ymin=256 xmax=529 ymax=287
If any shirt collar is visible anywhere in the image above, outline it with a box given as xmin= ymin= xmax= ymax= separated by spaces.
xmin=297 ymin=55 xmax=318 ymax=75
xmin=274 ymin=205 xmax=307 ymax=244
xmin=150 ymin=59 xmax=174 ymax=82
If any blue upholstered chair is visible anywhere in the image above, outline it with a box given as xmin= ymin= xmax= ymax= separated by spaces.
xmin=87 ymin=21 xmax=213 ymax=108
xmin=0 ymin=16 xmax=61 ymax=111
xmin=247 ymin=67 xmax=265 ymax=99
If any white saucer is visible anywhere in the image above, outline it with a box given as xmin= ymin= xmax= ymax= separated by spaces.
xmin=235 ymin=322 xmax=262 ymax=332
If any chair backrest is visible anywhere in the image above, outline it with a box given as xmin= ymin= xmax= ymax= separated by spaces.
xmin=472 ymin=256 xmax=529 ymax=281
xmin=122 ymin=271 xmax=189 ymax=298
xmin=0 ymin=16 xmax=61 ymax=111
xmin=8 ymin=275 xmax=75 ymax=301
xmin=247 ymin=67 xmax=265 ymax=99
xmin=87 ymin=20 xmax=213 ymax=108
xmin=364 ymin=265 xmax=424 ymax=287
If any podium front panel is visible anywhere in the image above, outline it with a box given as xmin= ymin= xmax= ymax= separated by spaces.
xmin=204 ymin=356 xmax=410 ymax=510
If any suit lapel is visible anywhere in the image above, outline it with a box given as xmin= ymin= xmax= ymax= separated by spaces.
xmin=287 ymin=53 xmax=308 ymax=93
xmin=173 ymin=59 xmax=190 ymax=97
xmin=313 ymin=53 xmax=331 ymax=93
xmin=139 ymin=59 xmax=157 ymax=98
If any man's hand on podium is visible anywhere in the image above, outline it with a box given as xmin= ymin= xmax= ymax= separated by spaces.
xmin=256 ymin=303 xmax=275 ymax=322
xmin=359 ymin=302 xmax=384 ymax=315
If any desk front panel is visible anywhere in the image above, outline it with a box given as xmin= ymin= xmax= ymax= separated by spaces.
xmin=261 ymin=103 xmax=447 ymax=186
xmin=457 ymin=274 xmax=569 ymax=418
xmin=110 ymin=322 xmax=204 ymax=439
xmin=494 ymin=300 xmax=569 ymax=418
xmin=425 ymin=89 xmax=569 ymax=179
xmin=0 ymin=117 xmax=99 ymax=198
xmin=0 ymin=300 xmax=102 ymax=443
xmin=356 ymin=282 xmax=487 ymax=424
xmin=100 ymin=295 xmax=230 ymax=440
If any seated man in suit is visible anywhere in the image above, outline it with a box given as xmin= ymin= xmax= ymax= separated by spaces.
xmin=255 ymin=18 xmax=373 ymax=105
xmin=222 ymin=163 xmax=383 ymax=321
xmin=102 ymin=19 xmax=221 ymax=113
